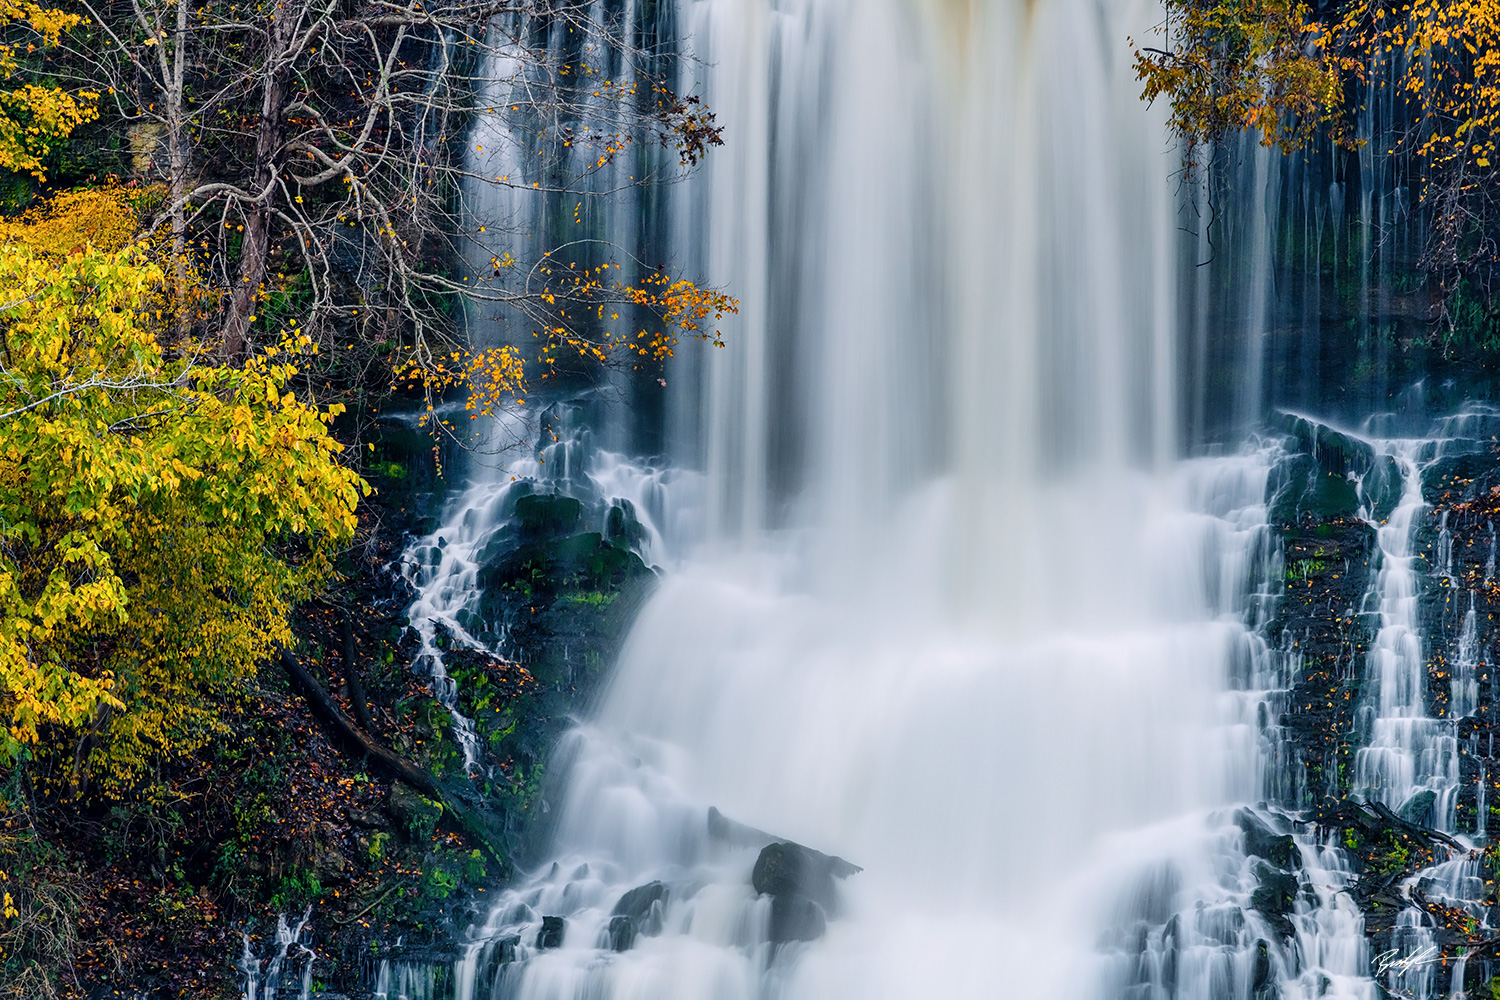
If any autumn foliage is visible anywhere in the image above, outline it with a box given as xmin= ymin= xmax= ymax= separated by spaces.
xmin=0 ymin=234 xmax=366 ymax=784
xmin=1134 ymin=0 xmax=1500 ymax=320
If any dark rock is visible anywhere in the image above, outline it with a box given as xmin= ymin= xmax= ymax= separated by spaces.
xmin=751 ymin=841 xmax=861 ymax=913
xmin=536 ymin=915 xmax=565 ymax=950
xmin=1160 ymin=914 xmax=1179 ymax=992
xmin=1398 ymin=790 xmax=1437 ymax=826
xmin=1237 ymin=810 xmax=1297 ymax=870
xmin=612 ymin=880 xmax=668 ymax=923
xmin=388 ymin=785 xmax=443 ymax=842
xmin=607 ymin=880 xmax=668 ymax=950
xmin=1250 ymin=863 xmax=1299 ymax=939
xmin=346 ymin=807 xmax=390 ymax=829
xmin=1253 ymin=938 xmax=1272 ymax=990
xmin=605 ymin=500 xmax=649 ymax=551
xmin=514 ymin=494 xmax=582 ymax=540
xmin=707 ymin=806 xmax=773 ymax=848
xmin=607 ymin=914 xmax=636 ymax=952
xmin=768 ymin=894 xmax=826 ymax=944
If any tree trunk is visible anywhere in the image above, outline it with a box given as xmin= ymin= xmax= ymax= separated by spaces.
xmin=280 ymin=648 xmax=446 ymax=797
xmin=223 ymin=5 xmax=297 ymax=359
xmin=341 ymin=613 xmax=378 ymax=733
xmin=166 ymin=0 xmax=188 ymax=322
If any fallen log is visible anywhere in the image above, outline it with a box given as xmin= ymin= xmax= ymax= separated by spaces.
xmin=340 ymin=612 xmax=378 ymax=733
xmin=280 ymin=647 xmax=445 ymax=800
xmin=279 ymin=647 xmax=506 ymax=864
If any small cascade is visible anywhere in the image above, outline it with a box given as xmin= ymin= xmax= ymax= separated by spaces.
xmin=400 ymin=406 xmax=676 ymax=771
xmin=1452 ymin=592 xmax=1480 ymax=720
xmin=1387 ymin=907 xmax=1440 ymax=1000
xmin=1103 ymin=808 xmax=1378 ymax=1000
xmin=1437 ymin=510 xmax=1456 ymax=587
xmin=1287 ymin=836 xmax=1375 ymax=1000
xmin=241 ymin=909 xmax=316 ymax=1000
xmin=1478 ymin=753 xmax=1489 ymax=840
xmin=1484 ymin=522 xmax=1495 ymax=584
xmin=373 ymin=959 xmax=442 ymax=1000
xmin=1353 ymin=441 xmax=1460 ymax=831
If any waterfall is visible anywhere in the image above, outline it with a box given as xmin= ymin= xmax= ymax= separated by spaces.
xmin=366 ymin=1 xmax=1355 ymax=999
xmin=358 ymin=2 xmax=1500 ymax=1000
xmin=1351 ymin=441 xmax=1456 ymax=829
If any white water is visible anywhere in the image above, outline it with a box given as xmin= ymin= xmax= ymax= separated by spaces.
xmin=1352 ymin=440 xmax=1459 ymax=830
xmin=366 ymin=1 xmax=1377 ymax=999
xmin=355 ymin=3 xmax=1500 ymax=1000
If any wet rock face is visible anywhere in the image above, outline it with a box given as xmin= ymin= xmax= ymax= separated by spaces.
xmin=536 ymin=915 xmax=565 ymax=949
xmin=608 ymin=881 xmax=668 ymax=951
xmin=513 ymin=494 xmax=583 ymax=540
xmin=1250 ymin=864 xmax=1300 ymax=940
xmin=750 ymin=841 xmax=861 ymax=943
xmin=1238 ymin=809 xmax=1297 ymax=870
xmin=1238 ymin=811 xmax=1303 ymax=941
xmin=769 ymin=895 xmax=827 ymax=943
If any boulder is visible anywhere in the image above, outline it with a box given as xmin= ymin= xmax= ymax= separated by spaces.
xmin=750 ymin=840 xmax=862 ymax=943
xmin=388 ymin=785 xmax=443 ymax=842
xmin=514 ymin=494 xmax=582 ymax=540
xmin=751 ymin=841 xmax=861 ymax=913
xmin=536 ymin=915 xmax=565 ymax=950
xmin=769 ymin=894 xmax=826 ymax=944
xmin=607 ymin=880 xmax=668 ymax=951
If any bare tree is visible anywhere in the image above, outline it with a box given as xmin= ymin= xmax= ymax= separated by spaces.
xmin=62 ymin=0 xmax=726 ymax=398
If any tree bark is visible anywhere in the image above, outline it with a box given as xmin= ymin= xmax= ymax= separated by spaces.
xmin=341 ymin=613 xmax=378 ymax=733
xmin=279 ymin=647 xmax=445 ymax=801
xmin=223 ymin=4 xmax=298 ymax=359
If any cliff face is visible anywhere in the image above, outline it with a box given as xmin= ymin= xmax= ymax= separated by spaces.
xmin=1251 ymin=413 xmax=1500 ymax=994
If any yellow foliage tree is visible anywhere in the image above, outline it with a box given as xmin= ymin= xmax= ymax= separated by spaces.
xmin=0 ymin=236 xmax=366 ymax=792
xmin=1135 ymin=0 xmax=1500 ymax=321
xmin=0 ymin=183 xmax=153 ymax=255
xmin=0 ymin=0 xmax=96 ymax=180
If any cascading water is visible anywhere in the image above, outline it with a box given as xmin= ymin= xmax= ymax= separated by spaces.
xmin=364 ymin=1 xmax=1387 ymax=999
xmin=1352 ymin=440 xmax=1459 ymax=830
xmin=339 ymin=3 xmax=1500 ymax=1000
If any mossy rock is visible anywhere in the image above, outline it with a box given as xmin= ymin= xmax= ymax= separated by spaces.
xmin=389 ymin=785 xmax=444 ymax=843
xmin=514 ymin=494 xmax=583 ymax=540
xmin=1269 ymin=454 xmax=1362 ymax=524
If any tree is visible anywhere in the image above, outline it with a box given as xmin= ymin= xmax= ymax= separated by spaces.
xmin=1133 ymin=0 xmax=1500 ymax=336
xmin=0 ymin=190 xmax=364 ymax=794
xmin=0 ymin=0 xmax=97 ymax=181
xmin=62 ymin=0 xmax=731 ymax=431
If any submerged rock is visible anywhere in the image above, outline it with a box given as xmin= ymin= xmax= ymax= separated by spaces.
xmin=1236 ymin=810 xmax=1297 ymax=870
xmin=769 ymin=894 xmax=827 ymax=943
xmin=750 ymin=840 xmax=862 ymax=943
xmin=607 ymin=915 xmax=636 ymax=953
xmin=608 ymin=881 xmax=668 ymax=951
xmin=751 ymin=841 xmax=862 ymax=912
xmin=1398 ymin=789 xmax=1437 ymax=825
